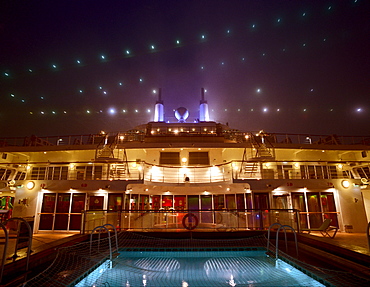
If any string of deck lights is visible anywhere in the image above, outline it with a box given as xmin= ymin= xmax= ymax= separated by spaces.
xmin=23 ymin=105 xmax=365 ymax=117
xmin=4 ymin=24 xmax=366 ymax=109
xmin=1 ymin=0 xmax=362 ymax=80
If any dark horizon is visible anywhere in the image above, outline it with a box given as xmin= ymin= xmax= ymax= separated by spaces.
xmin=0 ymin=0 xmax=369 ymax=137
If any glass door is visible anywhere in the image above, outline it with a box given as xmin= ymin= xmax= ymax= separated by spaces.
xmin=89 ymin=195 xmax=104 ymax=210
xmin=236 ymin=194 xmax=245 ymax=210
xmin=54 ymin=193 xmax=71 ymax=230
xmin=292 ymin=193 xmax=308 ymax=229
xmin=139 ymin=195 xmax=150 ymax=210
xmin=174 ymin=196 xmax=186 ymax=211
xmin=273 ymin=195 xmax=288 ymax=209
xmin=162 ymin=195 xmax=173 ymax=209
xmin=321 ymin=192 xmax=338 ymax=227
xmin=70 ymin=193 xmax=86 ymax=230
xmin=225 ymin=194 xmax=236 ymax=210
xmin=213 ymin=195 xmax=224 ymax=210
xmin=39 ymin=193 xmax=57 ymax=230
xmin=307 ymin=193 xmax=322 ymax=228
xmin=200 ymin=195 xmax=212 ymax=223
xmin=188 ymin=196 xmax=199 ymax=211
xmin=108 ymin=194 xmax=123 ymax=211
xmin=151 ymin=195 xmax=160 ymax=210
xmin=253 ymin=193 xmax=269 ymax=210
xmin=253 ymin=193 xmax=270 ymax=229
xmin=39 ymin=192 xmax=86 ymax=231
xmin=187 ymin=195 xmax=200 ymax=227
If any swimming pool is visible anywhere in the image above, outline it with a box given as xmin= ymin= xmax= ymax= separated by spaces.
xmin=76 ymin=249 xmax=326 ymax=287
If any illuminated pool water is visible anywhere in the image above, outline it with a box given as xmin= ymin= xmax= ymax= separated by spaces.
xmin=76 ymin=249 xmax=326 ymax=287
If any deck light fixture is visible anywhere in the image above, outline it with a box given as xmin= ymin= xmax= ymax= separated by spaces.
xmin=341 ymin=180 xmax=350 ymax=188
xmin=26 ymin=181 xmax=35 ymax=190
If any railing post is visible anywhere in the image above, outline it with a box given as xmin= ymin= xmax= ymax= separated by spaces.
xmin=82 ymin=210 xmax=86 ymax=234
xmin=295 ymin=209 xmax=300 ymax=233
xmin=259 ymin=210 xmax=263 ymax=230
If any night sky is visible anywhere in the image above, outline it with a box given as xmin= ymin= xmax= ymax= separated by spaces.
xmin=0 ymin=0 xmax=369 ymax=137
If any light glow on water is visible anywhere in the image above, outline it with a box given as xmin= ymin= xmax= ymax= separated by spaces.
xmin=74 ymin=250 xmax=326 ymax=287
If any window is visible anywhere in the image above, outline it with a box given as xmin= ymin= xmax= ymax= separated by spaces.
xmin=94 ymin=166 xmax=103 ymax=180
xmin=355 ymin=166 xmax=370 ymax=179
xmin=0 ymin=168 xmax=12 ymax=180
xmin=31 ymin=167 xmax=47 ymax=180
xmin=328 ymin=166 xmax=338 ymax=179
xmin=47 ymin=166 xmax=68 ymax=180
xmin=160 ymin=152 xmax=180 ymax=165
xmin=301 ymin=165 xmax=329 ymax=179
xmin=315 ymin=166 xmax=324 ymax=179
xmin=76 ymin=166 xmax=86 ymax=180
xmin=188 ymin=152 xmax=209 ymax=165
xmin=277 ymin=165 xmax=292 ymax=179
xmin=14 ymin=171 xmax=26 ymax=180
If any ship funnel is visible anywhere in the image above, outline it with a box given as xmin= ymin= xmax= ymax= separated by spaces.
xmin=199 ymin=88 xmax=210 ymax=122
xmin=154 ymin=88 xmax=164 ymax=122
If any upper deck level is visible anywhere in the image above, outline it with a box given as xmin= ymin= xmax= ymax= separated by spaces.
xmin=0 ymin=120 xmax=369 ymax=151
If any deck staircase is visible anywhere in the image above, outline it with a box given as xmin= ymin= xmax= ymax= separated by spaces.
xmin=109 ymin=164 xmax=128 ymax=180
xmin=95 ymin=134 xmax=122 ymax=161
xmin=254 ymin=143 xmax=274 ymax=158
xmin=95 ymin=135 xmax=131 ymax=177
xmin=249 ymin=134 xmax=275 ymax=160
xmin=242 ymin=162 xmax=260 ymax=178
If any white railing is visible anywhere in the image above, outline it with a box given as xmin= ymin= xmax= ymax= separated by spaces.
xmin=144 ymin=163 xmax=232 ymax=183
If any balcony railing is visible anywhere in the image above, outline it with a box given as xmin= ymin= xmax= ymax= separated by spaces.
xmin=0 ymin=132 xmax=368 ymax=147
xmin=81 ymin=209 xmax=300 ymax=234
xmin=144 ymin=163 xmax=232 ymax=183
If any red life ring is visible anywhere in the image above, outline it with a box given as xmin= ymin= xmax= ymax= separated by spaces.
xmin=182 ymin=213 xmax=199 ymax=230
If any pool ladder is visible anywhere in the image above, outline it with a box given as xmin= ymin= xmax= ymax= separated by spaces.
xmin=0 ymin=218 xmax=33 ymax=284
xmin=90 ymin=224 xmax=119 ymax=268
xmin=266 ymin=223 xmax=298 ymax=260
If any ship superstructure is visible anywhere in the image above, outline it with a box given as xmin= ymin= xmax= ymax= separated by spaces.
xmin=0 ymin=89 xmax=369 ymax=233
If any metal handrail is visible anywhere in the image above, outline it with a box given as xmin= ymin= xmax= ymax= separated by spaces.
xmin=0 ymin=222 xmax=8 ymax=284
xmin=90 ymin=225 xmax=116 ymax=268
xmin=103 ymin=223 xmax=119 ymax=253
xmin=0 ymin=132 xmax=368 ymax=147
xmin=275 ymin=225 xmax=299 ymax=260
xmin=266 ymin=222 xmax=283 ymax=253
xmin=0 ymin=218 xmax=33 ymax=284
xmin=82 ymin=208 xmax=300 ymax=234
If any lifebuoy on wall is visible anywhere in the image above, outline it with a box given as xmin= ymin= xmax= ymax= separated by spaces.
xmin=182 ymin=213 xmax=199 ymax=230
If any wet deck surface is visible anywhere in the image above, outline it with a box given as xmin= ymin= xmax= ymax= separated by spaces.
xmin=1 ymin=230 xmax=369 ymax=263
xmin=0 ymin=231 xmax=80 ymax=262
xmin=301 ymin=231 xmax=370 ymax=256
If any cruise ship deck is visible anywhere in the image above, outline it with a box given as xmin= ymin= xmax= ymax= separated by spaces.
xmin=0 ymin=93 xmax=369 ymax=286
